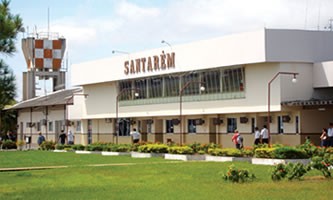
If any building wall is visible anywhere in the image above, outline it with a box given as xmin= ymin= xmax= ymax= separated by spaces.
xmin=313 ymin=61 xmax=333 ymax=88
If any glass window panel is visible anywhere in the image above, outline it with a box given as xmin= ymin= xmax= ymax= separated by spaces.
xmin=164 ymin=76 xmax=179 ymax=97
xmin=149 ymin=77 xmax=163 ymax=98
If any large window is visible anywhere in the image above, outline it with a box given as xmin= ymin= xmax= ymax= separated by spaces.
xmin=48 ymin=121 xmax=53 ymax=132
xmin=227 ymin=118 xmax=237 ymax=133
xmin=76 ymin=121 xmax=81 ymax=132
xmin=118 ymin=66 xmax=245 ymax=103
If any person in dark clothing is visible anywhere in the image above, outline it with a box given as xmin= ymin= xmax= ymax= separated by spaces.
xmin=58 ymin=130 xmax=67 ymax=145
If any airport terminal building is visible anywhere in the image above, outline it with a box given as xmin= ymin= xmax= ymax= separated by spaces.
xmin=15 ymin=29 xmax=333 ymax=147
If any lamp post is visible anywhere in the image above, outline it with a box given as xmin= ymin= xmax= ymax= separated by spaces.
xmin=161 ymin=40 xmax=172 ymax=48
xmin=115 ymin=88 xmax=139 ymax=144
xmin=179 ymin=80 xmax=205 ymax=145
xmin=267 ymin=72 xmax=298 ymax=145
xmin=65 ymin=93 xmax=88 ymax=137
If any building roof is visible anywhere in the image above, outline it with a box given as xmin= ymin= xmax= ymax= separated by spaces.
xmin=7 ymin=88 xmax=82 ymax=110
xmin=281 ymin=99 xmax=333 ymax=106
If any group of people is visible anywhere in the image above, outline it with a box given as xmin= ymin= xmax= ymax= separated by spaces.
xmin=232 ymin=125 xmax=270 ymax=149
xmin=0 ymin=131 xmax=16 ymax=142
xmin=320 ymin=122 xmax=333 ymax=147
xmin=37 ymin=130 xmax=75 ymax=146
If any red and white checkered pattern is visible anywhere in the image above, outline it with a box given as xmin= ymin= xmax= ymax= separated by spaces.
xmin=34 ymin=39 xmax=63 ymax=71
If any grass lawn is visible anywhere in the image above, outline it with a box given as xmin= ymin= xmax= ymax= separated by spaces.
xmin=0 ymin=151 xmax=332 ymax=200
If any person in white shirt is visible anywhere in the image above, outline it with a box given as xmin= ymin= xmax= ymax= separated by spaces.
xmin=67 ymin=130 xmax=74 ymax=145
xmin=130 ymin=128 xmax=141 ymax=144
xmin=327 ymin=123 xmax=333 ymax=147
xmin=261 ymin=125 xmax=269 ymax=144
xmin=254 ymin=127 xmax=261 ymax=145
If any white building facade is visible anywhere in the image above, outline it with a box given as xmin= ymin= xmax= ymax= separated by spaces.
xmin=69 ymin=29 xmax=333 ymax=147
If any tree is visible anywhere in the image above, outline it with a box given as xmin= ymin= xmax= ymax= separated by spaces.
xmin=0 ymin=0 xmax=23 ymax=134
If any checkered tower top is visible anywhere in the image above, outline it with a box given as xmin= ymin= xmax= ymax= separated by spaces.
xmin=33 ymin=39 xmax=65 ymax=71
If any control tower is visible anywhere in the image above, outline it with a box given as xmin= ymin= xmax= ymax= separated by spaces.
xmin=21 ymin=32 xmax=66 ymax=100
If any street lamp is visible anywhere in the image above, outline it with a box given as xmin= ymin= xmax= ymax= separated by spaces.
xmin=112 ymin=50 xmax=129 ymax=55
xmin=179 ymin=80 xmax=205 ymax=145
xmin=65 ymin=93 xmax=88 ymax=137
xmin=161 ymin=40 xmax=172 ymax=48
xmin=267 ymin=72 xmax=298 ymax=145
xmin=115 ymin=88 xmax=139 ymax=144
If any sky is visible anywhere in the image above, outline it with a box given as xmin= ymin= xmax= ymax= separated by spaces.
xmin=3 ymin=0 xmax=333 ymax=101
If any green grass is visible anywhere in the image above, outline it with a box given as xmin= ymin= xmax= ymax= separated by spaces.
xmin=0 ymin=151 xmax=332 ymax=200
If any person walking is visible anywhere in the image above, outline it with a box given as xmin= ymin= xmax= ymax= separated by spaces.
xmin=320 ymin=128 xmax=328 ymax=147
xmin=130 ymin=128 xmax=141 ymax=144
xmin=232 ymin=130 xmax=243 ymax=149
xmin=327 ymin=123 xmax=333 ymax=147
xmin=58 ymin=130 xmax=67 ymax=145
xmin=37 ymin=132 xmax=45 ymax=146
xmin=254 ymin=127 xmax=261 ymax=145
xmin=67 ymin=130 xmax=74 ymax=145
xmin=261 ymin=125 xmax=269 ymax=144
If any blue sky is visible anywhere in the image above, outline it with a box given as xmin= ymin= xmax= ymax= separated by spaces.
xmin=4 ymin=0 xmax=333 ymax=100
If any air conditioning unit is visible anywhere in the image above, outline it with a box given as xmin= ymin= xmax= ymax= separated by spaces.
xmin=282 ymin=115 xmax=291 ymax=123
xmin=172 ymin=119 xmax=180 ymax=125
xmin=27 ymin=122 xmax=35 ymax=127
xmin=195 ymin=119 xmax=205 ymax=125
xmin=264 ymin=116 xmax=272 ymax=123
xmin=41 ymin=119 xmax=47 ymax=126
xmin=146 ymin=119 xmax=154 ymax=124
xmin=213 ymin=118 xmax=223 ymax=125
xmin=240 ymin=117 xmax=248 ymax=124
xmin=130 ymin=119 xmax=136 ymax=125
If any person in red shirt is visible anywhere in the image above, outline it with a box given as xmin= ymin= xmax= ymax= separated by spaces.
xmin=232 ymin=130 xmax=241 ymax=149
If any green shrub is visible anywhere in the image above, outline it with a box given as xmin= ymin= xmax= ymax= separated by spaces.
xmin=271 ymin=163 xmax=288 ymax=181
xmin=1 ymin=140 xmax=17 ymax=149
xmin=271 ymin=162 xmax=308 ymax=181
xmin=55 ymin=144 xmax=72 ymax=150
xmin=138 ymin=144 xmax=169 ymax=153
xmin=104 ymin=144 xmax=131 ymax=152
xmin=254 ymin=148 xmax=275 ymax=158
xmin=222 ymin=164 xmax=255 ymax=183
xmin=72 ymin=144 xmax=85 ymax=150
xmin=85 ymin=143 xmax=104 ymax=151
xmin=297 ymin=140 xmax=322 ymax=157
xmin=168 ymin=146 xmax=194 ymax=155
xmin=207 ymin=148 xmax=242 ymax=157
xmin=273 ymin=146 xmax=309 ymax=159
xmin=40 ymin=141 xmax=56 ymax=150
xmin=309 ymin=156 xmax=331 ymax=178
xmin=241 ymin=147 xmax=254 ymax=157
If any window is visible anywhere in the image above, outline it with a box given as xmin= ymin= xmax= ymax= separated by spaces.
xmin=135 ymin=79 xmax=147 ymax=99
xmin=222 ymin=68 xmax=245 ymax=92
xmin=118 ymin=81 xmax=132 ymax=100
xmin=147 ymin=123 xmax=152 ymax=134
xmin=76 ymin=121 xmax=81 ymax=132
xmin=164 ymin=76 xmax=179 ymax=97
xmin=202 ymin=70 xmax=220 ymax=93
xmin=227 ymin=118 xmax=237 ymax=133
xmin=188 ymin=119 xmax=196 ymax=133
xmin=149 ymin=77 xmax=163 ymax=98
xmin=182 ymin=73 xmax=200 ymax=95
xmin=48 ymin=121 xmax=53 ymax=132
xmin=118 ymin=118 xmax=130 ymax=136
xmin=166 ymin=120 xmax=174 ymax=133
xmin=295 ymin=116 xmax=299 ymax=133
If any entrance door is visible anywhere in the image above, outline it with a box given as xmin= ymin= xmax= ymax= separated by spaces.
xmin=155 ymin=119 xmax=163 ymax=143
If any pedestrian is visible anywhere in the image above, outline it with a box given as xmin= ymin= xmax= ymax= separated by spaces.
xmin=130 ymin=128 xmax=140 ymax=144
xmin=67 ymin=130 xmax=74 ymax=145
xmin=327 ymin=123 xmax=333 ymax=147
xmin=320 ymin=128 xmax=328 ymax=147
xmin=58 ymin=130 xmax=67 ymax=145
xmin=254 ymin=127 xmax=261 ymax=145
xmin=261 ymin=125 xmax=269 ymax=144
xmin=231 ymin=130 xmax=243 ymax=149
xmin=37 ymin=132 xmax=45 ymax=146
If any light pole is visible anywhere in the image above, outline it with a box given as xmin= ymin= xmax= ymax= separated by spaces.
xmin=179 ymin=80 xmax=205 ymax=145
xmin=161 ymin=40 xmax=172 ymax=48
xmin=267 ymin=72 xmax=298 ymax=144
xmin=65 ymin=93 xmax=88 ymax=137
xmin=115 ymin=88 xmax=139 ymax=144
